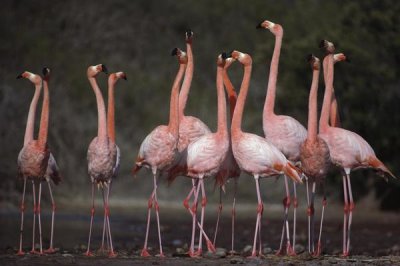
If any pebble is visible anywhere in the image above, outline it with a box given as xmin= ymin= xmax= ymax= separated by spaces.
xmin=215 ymin=248 xmax=227 ymax=258
xmin=295 ymin=244 xmax=305 ymax=254
xmin=242 ymin=245 xmax=252 ymax=253
xmin=263 ymin=247 xmax=273 ymax=254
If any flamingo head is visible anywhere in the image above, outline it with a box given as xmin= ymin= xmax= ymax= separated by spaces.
xmin=16 ymin=71 xmax=42 ymax=86
xmin=171 ymin=48 xmax=188 ymax=64
xmin=319 ymin=39 xmax=335 ymax=54
xmin=217 ymin=53 xmax=226 ymax=68
xmin=87 ymin=64 xmax=108 ymax=78
xmin=307 ymin=54 xmax=320 ymax=70
xmin=109 ymin=72 xmax=127 ymax=85
xmin=223 ymin=56 xmax=235 ymax=70
xmin=256 ymin=20 xmax=283 ymax=36
xmin=334 ymin=53 xmax=350 ymax=63
xmin=42 ymin=67 xmax=51 ymax=81
xmin=185 ymin=29 xmax=193 ymax=43
xmin=225 ymin=50 xmax=252 ymax=66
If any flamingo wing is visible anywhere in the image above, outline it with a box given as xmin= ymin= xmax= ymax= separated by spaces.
xmin=46 ymin=152 xmax=62 ymax=185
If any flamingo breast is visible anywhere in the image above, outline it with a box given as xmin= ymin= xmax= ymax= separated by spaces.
xmin=87 ymin=137 xmax=117 ymax=183
xmin=17 ymin=141 xmax=50 ymax=180
xmin=300 ymin=137 xmax=331 ymax=181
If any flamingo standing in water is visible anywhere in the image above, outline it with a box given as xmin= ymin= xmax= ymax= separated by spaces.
xmin=85 ymin=64 xmax=118 ymax=258
xmin=99 ymin=71 xmax=127 ymax=253
xmin=16 ymin=68 xmax=62 ymax=255
xmin=319 ymin=40 xmax=396 ymax=256
xmin=185 ymin=53 xmax=230 ymax=256
xmin=257 ymin=19 xmax=307 ymax=255
xmin=227 ymin=50 xmax=302 ymax=258
xmin=213 ymin=56 xmax=241 ymax=254
xmin=299 ymin=55 xmax=330 ymax=256
xmin=132 ymin=49 xmax=186 ymax=257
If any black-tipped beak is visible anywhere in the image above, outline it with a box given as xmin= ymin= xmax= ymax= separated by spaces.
xmin=16 ymin=73 xmax=23 ymax=79
xmin=42 ymin=67 xmax=50 ymax=76
xmin=256 ymin=21 xmax=264 ymax=29
xmin=122 ymin=75 xmax=127 ymax=80
xmin=345 ymin=55 xmax=351 ymax=63
xmin=222 ymin=52 xmax=232 ymax=59
xmin=318 ymin=40 xmax=326 ymax=49
xmin=306 ymin=54 xmax=314 ymax=63
xmin=101 ymin=64 xmax=108 ymax=74
xmin=186 ymin=29 xmax=192 ymax=38
xmin=171 ymin=48 xmax=178 ymax=56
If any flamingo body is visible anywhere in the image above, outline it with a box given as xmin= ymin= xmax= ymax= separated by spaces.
xmin=18 ymin=142 xmax=50 ymax=180
xmin=87 ymin=137 xmax=117 ymax=184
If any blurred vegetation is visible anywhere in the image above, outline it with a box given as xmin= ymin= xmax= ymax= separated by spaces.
xmin=0 ymin=0 xmax=399 ymax=210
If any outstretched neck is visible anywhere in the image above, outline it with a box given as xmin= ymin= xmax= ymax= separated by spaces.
xmin=107 ymin=78 xmax=116 ymax=142
xmin=216 ymin=65 xmax=227 ymax=136
xmin=38 ymin=78 xmax=50 ymax=149
xmin=24 ymin=83 xmax=42 ymax=146
xmin=89 ymin=77 xmax=107 ymax=141
xmin=178 ymin=41 xmax=193 ymax=120
xmin=263 ymin=33 xmax=282 ymax=117
xmin=232 ymin=64 xmax=252 ymax=133
xmin=319 ymin=55 xmax=334 ymax=133
xmin=168 ymin=63 xmax=186 ymax=137
xmin=307 ymin=67 xmax=320 ymax=141
xmin=223 ymin=68 xmax=237 ymax=121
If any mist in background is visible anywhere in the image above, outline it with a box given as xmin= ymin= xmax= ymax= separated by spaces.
xmin=1 ymin=0 xmax=399 ymax=211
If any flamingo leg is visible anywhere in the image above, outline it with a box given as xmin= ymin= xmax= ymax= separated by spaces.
xmin=85 ymin=182 xmax=95 ymax=256
xmin=152 ymin=173 xmax=164 ymax=257
xmin=100 ymin=188 xmax=108 ymax=253
xmin=30 ymin=181 xmax=37 ymax=254
xmin=17 ymin=178 xmax=27 ymax=255
xmin=44 ymin=180 xmax=56 ymax=254
xmin=37 ymin=182 xmax=43 ymax=254
xmin=213 ymin=186 xmax=223 ymax=247
xmin=250 ymin=175 xmax=262 ymax=258
xmin=310 ymin=182 xmax=316 ymax=254
xmin=345 ymin=173 xmax=354 ymax=255
xmin=276 ymin=175 xmax=293 ymax=255
xmin=196 ymin=178 xmax=208 ymax=256
xmin=141 ymin=177 xmax=156 ymax=257
xmin=315 ymin=182 xmax=327 ymax=256
xmin=230 ymin=178 xmax=237 ymax=255
xmin=342 ymin=174 xmax=349 ymax=257
xmin=183 ymin=179 xmax=196 ymax=211
xmin=105 ymin=183 xmax=116 ymax=258
xmin=189 ymin=179 xmax=200 ymax=257
xmin=292 ymin=182 xmax=298 ymax=255
xmin=306 ymin=178 xmax=311 ymax=254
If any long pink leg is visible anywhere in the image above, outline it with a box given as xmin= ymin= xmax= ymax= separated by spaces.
xmin=213 ymin=186 xmax=223 ymax=246
xmin=17 ymin=178 xmax=27 ymax=255
xmin=345 ymin=173 xmax=354 ymax=255
xmin=85 ymin=182 xmax=95 ymax=256
xmin=292 ymin=182 xmax=298 ymax=255
xmin=141 ymin=185 xmax=155 ymax=257
xmin=105 ymin=183 xmax=116 ymax=257
xmin=249 ymin=175 xmax=262 ymax=258
xmin=30 ymin=181 xmax=37 ymax=254
xmin=152 ymin=173 xmax=164 ymax=257
xmin=230 ymin=178 xmax=238 ymax=254
xmin=276 ymin=175 xmax=292 ymax=255
xmin=100 ymin=188 xmax=108 ymax=252
xmin=342 ymin=173 xmax=349 ymax=257
xmin=310 ymin=182 xmax=317 ymax=253
xmin=305 ymin=178 xmax=311 ymax=254
xmin=189 ymin=180 xmax=200 ymax=257
xmin=315 ymin=182 xmax=327 ymax=256
xmin=37 ymin=182 xmax=43 ymax=254
xmin=44 ymin=181 xmax=56 ymax=253
xmin=196 ymin=178 xmax=207 ymax=256
xmin=183 ymin=179 xmax=196 ymax=211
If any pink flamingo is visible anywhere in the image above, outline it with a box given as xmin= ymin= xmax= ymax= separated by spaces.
xmin=319 ymin=40 xmax=396 ymax=256
xmin=213 ymin=56 xmax=241 ymax=254
xmin=16 ymin=68 xmax=62 ymax=255
xmin=257 ymin=19 xmax=307 ymax=255
xmin=227 ymin=50 xmax=302 ymax=258
xmin=185 ymin=53 xmax=230 ymax=256
xmin=85 ymin=64 xmax=118 ymax=258
xmin=99 ymin=71 xmax=127 ymax=253
xmin=132 ymin=49 xmax=186 ymax=257
xmin=299 ymin=55 xmax=330 ymax=256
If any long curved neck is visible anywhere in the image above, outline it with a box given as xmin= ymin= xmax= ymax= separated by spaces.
xmin=168 ymin=63 xmax=186 ymax=137
xmin=24 ymin=83 xmax=42 ymax=145
xmin=263 ymin=33 xmax=282 ymax=117
xmin=89 ymin=77 xmax=107 ymax=141
xmin=38 ymin=79 xmax=49 ymax=149
xmin=107 ymin=78 xmax=116 ymax=142
xmin=216 ymin=65 xmax=227 ymax=135
xmin=178 ymin=41 xmax=193 ymax=119
xmin=307 ymin=68 xmax=320 ymax=141
xmin=232 ymin=63 xmax=252 ymax=133
xmin=319 ymin=55 xmax=334 ymax=133
xmin=223 ymin=68 xmax=237 ymax=121
xmin=324 ymin=58 xmax=341 ymax=127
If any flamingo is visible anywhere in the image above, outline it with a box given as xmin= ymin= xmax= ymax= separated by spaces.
xmin=16 ymin=68 xmax=62 ymax=255
xmin=257 ymin=19 xmax=307 ymax=255
xmin=98 ymin=71 xmax=127 ymax=253
xmin=319 ymin=40 xmax=396 ymax=256
xmin=227 ymin=50 xmax=302 ymax=258
xmin=212 ymin=56 xmax=241 ymax=254
xmin=85 ymin=64 xmax=118 ymax=258
xmin=299 ymin=55 xmax=331 ymax=256
xmin=185 ymin=53 xmax=230 ymax=256
xmin=132 ymin=49 xmax=186 ymax=257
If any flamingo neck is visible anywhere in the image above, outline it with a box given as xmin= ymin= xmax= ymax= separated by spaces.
xmin=307 ymin=68 xmax=320 ymax=142
xmin=232 ymin=64 xmax=252 ymax=133
xmin=89 ymin=77 xmax=107 ymax=141
xmin=38 ymin=79 xmax=50 ymax=149
xmin=319 ymin=54 xmax=334 ymax=133
xmin=168 ymin=63 xmax=186 ymax=137
xmin=263 ymin=33 xmax=282 ymax=117
xmin=178 ymin=41 xmax=193 ymax=120
xmin=24 ymin=83 xmax=42 ymax=146
xmin=216 ymin=65 xmax=227 ymax=136
xmin=223 ymin=68 xmax=237 ymax=121
xmin=107 ymin=78 xmax=116 ymax=142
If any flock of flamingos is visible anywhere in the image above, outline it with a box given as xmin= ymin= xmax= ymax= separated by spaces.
xmin=15 ymin=20 xmax=396 ymax=259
